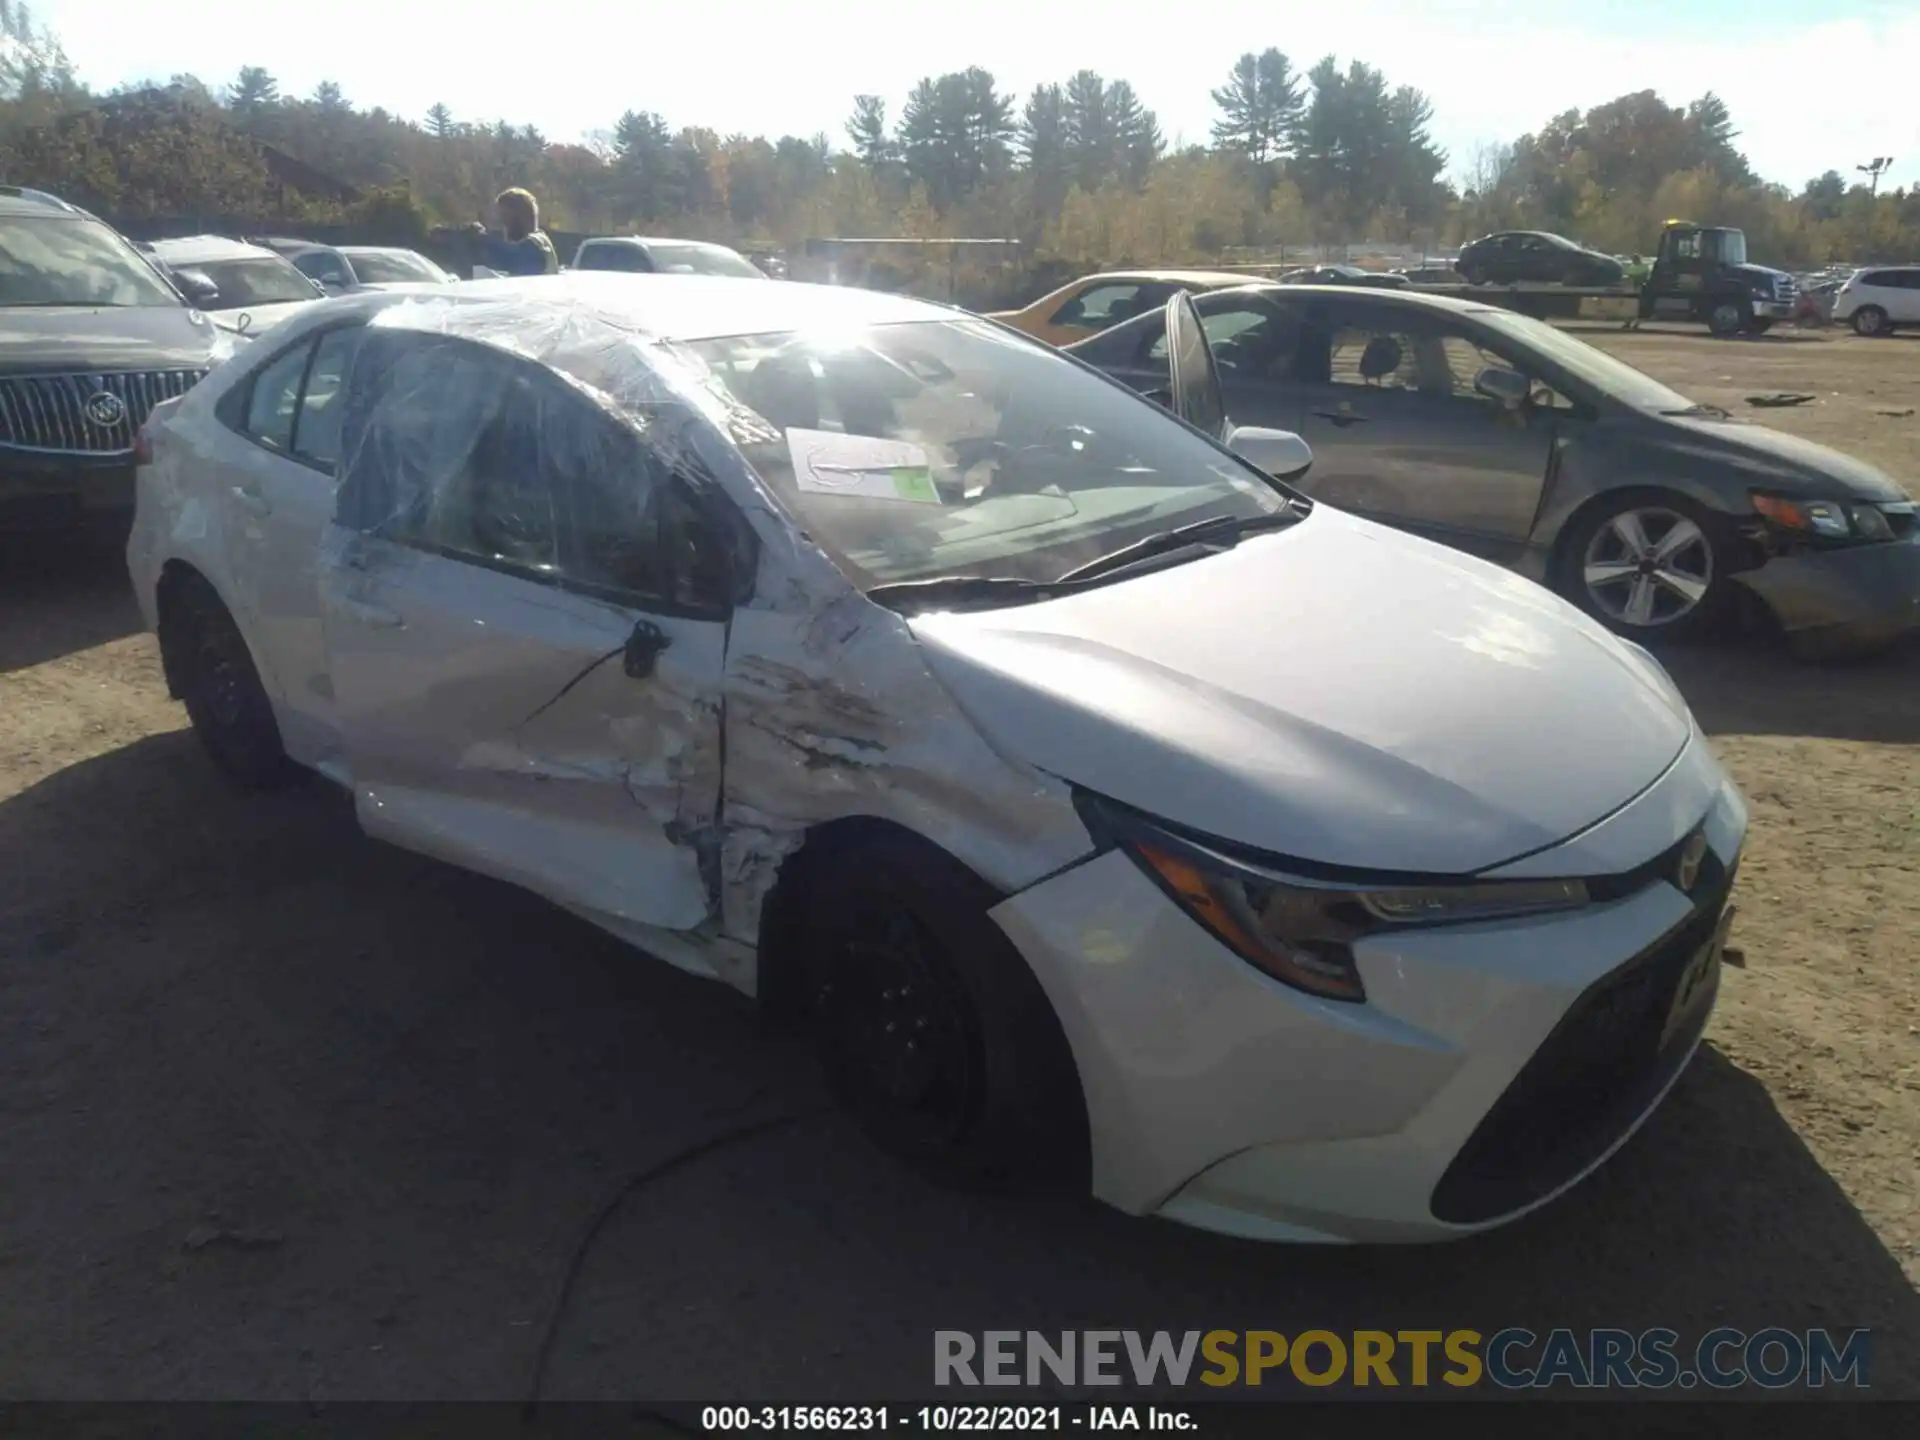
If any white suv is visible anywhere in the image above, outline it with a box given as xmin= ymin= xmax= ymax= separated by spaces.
xmin=1832 ymin=266 xmax=1920 ymax=336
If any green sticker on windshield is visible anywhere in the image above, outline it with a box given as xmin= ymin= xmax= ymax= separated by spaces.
xmin=889 ymin=466 xmax=938 ymax=503
xmin=786 ymin=428 xmax=943 ymax=505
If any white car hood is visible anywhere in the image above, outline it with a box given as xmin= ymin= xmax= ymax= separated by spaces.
xmin=909 ymin=508 xmax=1692 ymax=875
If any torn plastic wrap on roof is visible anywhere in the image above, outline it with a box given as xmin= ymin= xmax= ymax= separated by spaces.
xmin=323 ymin=291 xmax=1091 ymax=983
xmin=336 ymin=294 xmax=789 ymax=550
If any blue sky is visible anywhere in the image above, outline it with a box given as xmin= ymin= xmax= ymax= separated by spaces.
xmin=27 ymin=0 xmax=1919 ymax=191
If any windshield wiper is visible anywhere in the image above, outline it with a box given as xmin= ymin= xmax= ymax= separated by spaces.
xmin=865 ymin=574 xmax=1063 ymax=614
xmin=1661 ymin=403 xmax=1730 ymax=419
xmin=1054 ymin=509 xmax=1302 ymax=585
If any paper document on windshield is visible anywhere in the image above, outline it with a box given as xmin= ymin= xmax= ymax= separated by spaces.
xmin=786 ymin=427 xmax=940 ymax=505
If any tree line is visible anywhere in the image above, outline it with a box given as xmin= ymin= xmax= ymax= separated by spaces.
xmin=2 ymin=0 xmax=1915 ymax=282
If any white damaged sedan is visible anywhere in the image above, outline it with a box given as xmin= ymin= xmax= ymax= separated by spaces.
xmin=127 ymin=275 xmax=1746 ymax=1243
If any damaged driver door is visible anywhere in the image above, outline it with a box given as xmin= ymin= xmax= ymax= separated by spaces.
xmin=316 ymin=330 xmax=732 ymax=933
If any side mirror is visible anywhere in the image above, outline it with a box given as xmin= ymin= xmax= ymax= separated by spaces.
xmin=1474 ymin=365 xmax=1531 ymax=409
xmin=174 ymin=268 xmax=220 ymax=306
xmin=1225 ymin=424 xmax=1313 ymax=481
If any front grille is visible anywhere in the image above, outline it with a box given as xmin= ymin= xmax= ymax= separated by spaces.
xmin=1430 ymin=859 xmax=1735 ymax=1226
xmin=0 ymin=370 xmax=204 ymax=455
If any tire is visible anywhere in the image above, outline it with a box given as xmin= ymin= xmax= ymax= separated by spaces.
xmin=794 ymin=838 xmax=1088 ymax=1194
xmin=1706 ymin=298 xmax=1749 ymax=338
xmin=163 ymin=572 xmax=300 ymax=790
xmin=1460 ymin=265 xmax=1487 ymax=286
xmin=1557 ymin=492 xmax=1733 ymax=644
xmin=1851 ymin=306 xmax=1890 ymax=337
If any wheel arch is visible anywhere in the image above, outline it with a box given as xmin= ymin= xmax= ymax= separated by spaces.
xmin=1546 ymin=481 xmax=1752 ymax=590
xmin=754 ymin=814 xmax=1008 ymax=1027
xmin=154 ymin=558 xmax=284 ymax=709
xmin=753 ymin=810 xmax=1094 ymax=1191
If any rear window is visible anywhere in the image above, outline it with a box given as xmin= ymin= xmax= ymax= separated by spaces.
xmin=642 ymin=243 xmax=764 ymax=279
xmin=576 ymin=242 xmax=650 ymax=273
xmin=347 ymin=251 xmax=446 ymax=284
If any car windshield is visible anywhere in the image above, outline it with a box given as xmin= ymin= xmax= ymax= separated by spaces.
xmin=1475 ymin=310 xmax=1698 ymax=413
xmin=681 ymin=318 xmax=1290 ymax=588
xmin=180 ymin=256 xmax=317 ymax=307
xmin=647 ymin=243 xmax=764 ymax=278
xmin=348 ymin=250 xmax=446 ymax=284
xmin=0 ymin=215 xmax=182 ymax=307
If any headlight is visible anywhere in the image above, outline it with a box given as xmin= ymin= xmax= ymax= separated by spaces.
xmin=1751 ymin=491 xmax=1890 ymax=541
xmin=1084 ymin=798 xmax=1590 ymax=1003
xmin=1850 ymin=505 xmax=1895 ymax=541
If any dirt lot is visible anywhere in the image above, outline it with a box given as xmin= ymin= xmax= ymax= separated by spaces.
xmin=1 ymin=325 xmax=1916 ymax=1403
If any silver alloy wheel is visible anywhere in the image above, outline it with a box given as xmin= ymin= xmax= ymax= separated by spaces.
xmin=1853 ymin=306 xmax=1886 ymax=336
xmin=1581 ymin=506 xmax=1714 ymax=629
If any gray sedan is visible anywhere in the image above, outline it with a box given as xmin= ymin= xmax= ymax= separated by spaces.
xmin=1066 ymin=285 xmax=1920 ymax=657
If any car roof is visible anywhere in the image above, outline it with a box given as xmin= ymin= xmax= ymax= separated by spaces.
xmin=338 ymin=245 xmax=427 ymax=259
xmin=1080 ymin=268 xmax=1257 ymax=288
xmin=579 ymin=236 xmax=741 ymax=252
xmin=149 ymin=234 xmax=281 ymax=264
xmin=305 ymin=272 xmax=952 ymax=344
xmin=1210 ymin=281 xmax=1504 ymax=317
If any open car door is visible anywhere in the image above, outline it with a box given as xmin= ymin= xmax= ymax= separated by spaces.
xmin=1165 ymin=290 xmax=1227 ymax=441
xmin=1160 ymin=290 xmax=1314 ymax=483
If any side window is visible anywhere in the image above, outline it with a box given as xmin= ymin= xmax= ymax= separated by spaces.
xmin=1146 ymin=301 xmax=1301 ymax=381
xmin=549 ymin=392 xmax=733 ymax=611
xmin=241 ymin=340 xmax=313 ymax=452
xmin=1859 ymin=271 xmax=1892 ymax=288
xmin=425 ymin=371 xmax=558 ymax=572
xmin=335 ymin=333 xmax=734 ymax=610
xmin=1049 ymin=282 xmax=1146 ymax=329
xmin=291 ymin=326 xmax=364 ymax=468
xmin=544 ymin=387 xmax=665 ymax=597
xmin=1435 ymin=333 xmax=1519 ymax=400
xmin=1672 ymin=233 xmax=1702 ymax=261
xmin=337 ymin=336 xmax=558 ymax=576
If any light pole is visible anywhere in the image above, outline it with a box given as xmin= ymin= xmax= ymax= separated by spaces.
xmin=1855 ymin=157 xmax=1894 ymax=196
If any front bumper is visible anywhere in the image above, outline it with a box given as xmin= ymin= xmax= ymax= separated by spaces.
xmin=1734 ymin=531 xmax=1920 ymax=658
xmin=1752 ymin=299 xmax=1795 ymax=321
xmin=989 ymin=736 xmax=1748 ymax=1243
xmin=1 ymin=447 xmax=136 ymax=530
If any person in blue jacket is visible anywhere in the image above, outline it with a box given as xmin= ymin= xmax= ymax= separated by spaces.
xmin=467 ymin=187 xmax=559 ymax=277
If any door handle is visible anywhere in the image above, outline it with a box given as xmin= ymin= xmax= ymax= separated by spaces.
xmin=334 ymin=596 xmax=404 ymax=630
xmin=231 ymin=483 xmax=272 ymax=516
xmin=623 ymin=619 xmax=672 ymax=679
xmin=1312 ymin=410 xmax=1370 ymax=428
